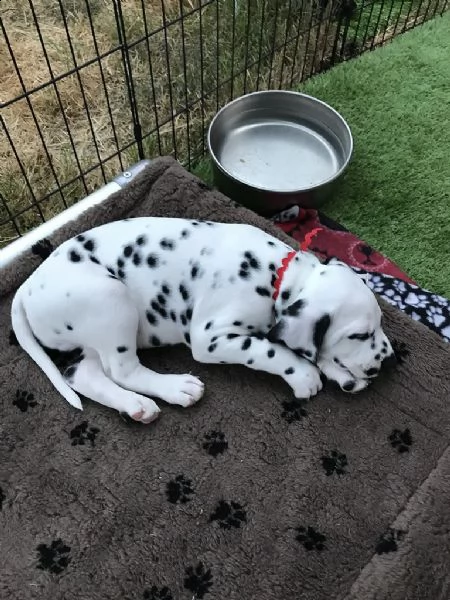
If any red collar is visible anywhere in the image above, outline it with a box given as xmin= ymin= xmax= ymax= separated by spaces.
xmin=272 ymin=227 xmax=322 ymax=300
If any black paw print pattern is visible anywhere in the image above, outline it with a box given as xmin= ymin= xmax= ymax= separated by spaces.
xmin=281 ymin=399 xmax=308 ymax=423
xmin=391 ymin=339 xmax=409 ymax=364
xmin=375 ymin=528 xmax=405 ymax=554
xmin=389 ymin=428 xmax=412 ymax=453
xmin=31 ymin=238 xmax=54 ymax=260
xmin=143 ymin=585 xmax=173 ymax=600
xmin=209 ymin=500 xmax=247 ymax=530
xmin=36 ymin=539 xmax=71 ymax=574
xmin=184 ymin=562 xmax=213 ymax=599
xmin=202 ymin=430 xmax=228 ymax=457
xmin=296 ymin=526 xmax=327 ymax=551
xmin=321 ymin=450 xmax=348 ymax=476
xmin=166 ymin=475 xmax=194 ymax=504
xmin=13 ymin=390 xmax=37 ymax=412
xmin=69 ymin=421 xmax=100 ymax=447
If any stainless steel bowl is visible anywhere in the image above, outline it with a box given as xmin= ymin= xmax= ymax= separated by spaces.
xmin=207 ymin=90 xmax=353 ymax=215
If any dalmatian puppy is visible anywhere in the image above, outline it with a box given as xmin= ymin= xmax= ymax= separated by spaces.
xmin=11 ymin=217 xmax=396 ymax=424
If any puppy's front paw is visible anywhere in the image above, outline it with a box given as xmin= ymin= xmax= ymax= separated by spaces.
xmin=287 ymin=362 xmax=323 ymax=400
xmin=128 ymin=397 xmax=161 ymax=424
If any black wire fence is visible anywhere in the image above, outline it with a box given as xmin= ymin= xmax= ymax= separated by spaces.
xmin=1 ymin=0 xmax=448 ymax=245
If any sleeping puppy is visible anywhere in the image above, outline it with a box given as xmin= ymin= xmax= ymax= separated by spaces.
xmin=11 ymin=217 xmax=396 ymax=423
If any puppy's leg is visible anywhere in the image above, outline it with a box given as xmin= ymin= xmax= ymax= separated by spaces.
xmin=79 ymin=281 xmax=204 ymax=408
xmin=65 ymin=351 xmax=160 ymax=423
xmin=191 ymin=331 xmax=322 ymax=400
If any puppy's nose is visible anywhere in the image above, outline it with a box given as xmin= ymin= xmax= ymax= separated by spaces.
xmin=381 ymin=353 xmax=397 ymax=370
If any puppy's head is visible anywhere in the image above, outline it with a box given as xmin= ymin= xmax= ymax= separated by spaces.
xmin=269 ymin=259 xmax=396 ymax=393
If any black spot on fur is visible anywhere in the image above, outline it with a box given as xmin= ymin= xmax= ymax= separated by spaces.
xmin=240 ymin=261 xmax=249 ymax=271
xmin=147 ymin=254 xmax=159 ymax=268
xmin=150 ymin=336 xmax=161 ymax=346
xmin=181 ymin=314 xmax=187 ymax=326
xmin=284 ymin=299 xmax=304 ymax=317
xmin=89 ymin=255 xmax=100 ymax=265
xmin=247 ymin=359 xmax=254 ymax=365
xmin=191 ymin=265 xmax=200 ymax=279
xmin=184 ymin=333 xmax=191 ymax=345
xmin=162 ymin=284 xmax=171 ymax=295
xmin=241 ymin=337 xmax=252 ymax=351
xmin=267 ymin=241 xmax=275 ymax=246
xmin=205 ymin=321 xmax=213 ymax=330
xmin=180 ymin=229 xmax=190 ymax=239
xmin=227 ymin=333 xmax=239 ymax=339
xmin=281 ymin=289 xmax=291 ymax=302
xmin=239 ymin=270 xmax=250 ymax=279
xmin=255 ymin=286 xmax=271 ymax=297
xmin=106 ymin=266 xmax=115 ymax=276
xmin=186 ymin=308 xmax=193 ymax=321
xmin=117 ymin=346 xmax=128 ymax=353
xmin=170 ymin=311 xmax=177 ymax=322
xmin=269 ymin=262 xmax=276 ymax=271
xmin=179 ymin=284 xmax=190 ymax=301
xmin=233 ymin=321 xmax=242 ymax=326
xmin=66 ymin=324 xmax=73 ymax=331
xmin=244 ymin=251 xmax=260 ymax=269
xmin=268 ymin=349 xmax=275 ymax=358
xmin=136 ymin=235 xmax=146 ymax=246
xmin=117 ymin=257 xmax=125 ymax=268
xmin=208 ymin=343 xmax=217 ymax=352
xmin=285 ymin=367 xmax=295 ymax=375
xmin=76 ymin=235 xmax=85 ymax=242
xmin=160 ymin=238 xmax=175 ymax=250
xmin=157 ymin=294 xmax=166 ymax=306
xmin=69 ymin=250 xmax=82 ymax=263
xmin=146 ymin=311 xmax=158 ymax=325
xmin=133 ymin=253 xmax=141 ymax=266
xmin=313 ymin=314 xmax=331 ymax=352
xmin=151 ymin=301 xmax=168 ymax=319
xmin=117 ymin=269 xmax=125 ymax=279
xmin=84 ymin=239 xmax=95 ymax=252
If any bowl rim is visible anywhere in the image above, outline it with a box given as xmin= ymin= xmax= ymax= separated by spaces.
xmin=207 ymin=90 xmax=354 ymax=195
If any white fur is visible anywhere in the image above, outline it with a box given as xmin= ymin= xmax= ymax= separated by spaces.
xmin=11 ymin=217 xmax=394 ymax=423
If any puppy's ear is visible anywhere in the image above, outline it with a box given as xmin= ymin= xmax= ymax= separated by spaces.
xmin=273 ymin=297 xmax=331 ymax=361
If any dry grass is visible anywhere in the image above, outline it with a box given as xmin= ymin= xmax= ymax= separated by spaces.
xmin=0 ymin=0 xmax=444 ymax=245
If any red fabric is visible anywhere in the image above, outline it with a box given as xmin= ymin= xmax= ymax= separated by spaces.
xmin=274 ymin=207 xmax=416 ymax=285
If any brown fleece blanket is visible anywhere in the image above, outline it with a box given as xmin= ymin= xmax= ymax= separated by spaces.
xmin=1 ymin=157 xmax=449 ymax=600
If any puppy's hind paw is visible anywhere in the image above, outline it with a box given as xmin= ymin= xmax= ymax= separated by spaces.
xmin=159 ymin=374 xmax=205 ymax=407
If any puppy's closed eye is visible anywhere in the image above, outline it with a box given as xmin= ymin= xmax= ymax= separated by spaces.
xmin=348 ymin=332 xmax=371 ymax=341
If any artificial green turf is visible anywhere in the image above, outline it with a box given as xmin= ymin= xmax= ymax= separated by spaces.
xmin=194 ymin=13 xmax=450 ymax=296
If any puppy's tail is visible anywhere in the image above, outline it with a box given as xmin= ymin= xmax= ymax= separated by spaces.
xmin=11 ymin=291 xmax=83 ymax=410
